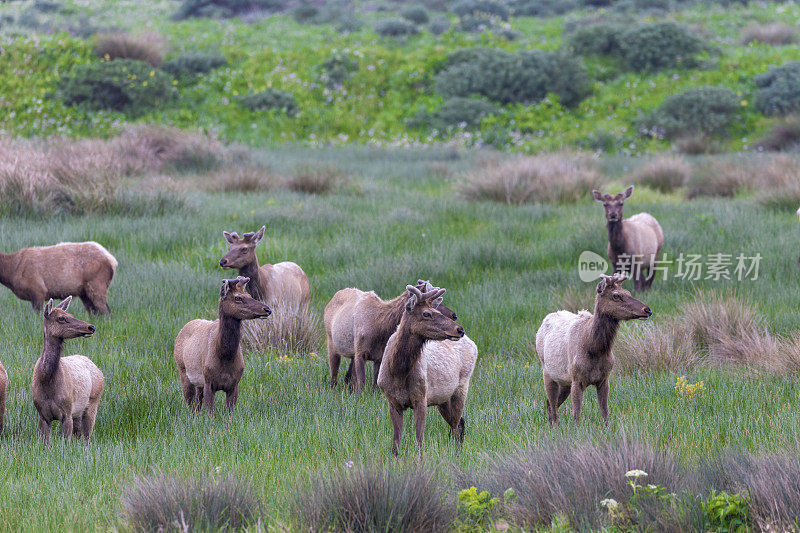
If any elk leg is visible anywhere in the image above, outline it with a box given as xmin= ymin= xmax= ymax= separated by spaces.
xmin=597 ymin=379 xmax=610 ymax=424
xmin=351 ymin=353 xmax=367 ymax=392
xmin=412 ymin=400 xmax=427 ymax=451
xmin=80 ymin=296 xmax=98 ymax=315
xmin=544 ymin=375 xmax=560 ymax=426
xmin=85 ymin=279 xmax=112 ymax=315
xmin=71 ymin=417 xmax=82 ymax=438
xmin=371 ymin=359 xmax=381 ymax=389
xmin=448 ymin=392 xmax=467 ymax=443
xmin=194 ymin=387 xmax=204 ymax=411
xmin=0 ymin=390 xmax=5 ymax=435
xmin=556 ymin=385 xmax=571 ymax=409
xmin=571 ymin=381 xmax=585 ymax=424
xmin=180 ymin=373 xmax=195 ymax=407
xmin=38 ymin=415 xmax=51 ymax=445
xmin=202 ymin=383 xmax=215 ymax=413
xmin=61 ymin=414 xmax=74 ymax=442
xmin=389 ymin=403 xmax=404 ymax=456
xmin=82 ymin=402 xmax=100 ymax=440
xmin=327 ymin=334 xmax=341 ymax=387
xmin=226 ymin=384 xmax=239 ymax=413
xmin=343 ymin=359 xmax=353 ymax=385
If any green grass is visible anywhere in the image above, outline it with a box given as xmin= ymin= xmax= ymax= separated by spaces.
xmin=0 ymin=147 xmax=798 ymax=530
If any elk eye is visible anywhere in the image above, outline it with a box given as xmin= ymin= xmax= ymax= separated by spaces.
xmin=453 ymin=315 xmax=458 ymax=320
xmin=234 ymin=296 xmax=242 ymax=302
xmin=423 ymin=312 xmax=431 ymax=318
xmin=57 ymin=317 xmax=66 ymax=323
xmin=613 ymin=293 xmax=621 ymax=300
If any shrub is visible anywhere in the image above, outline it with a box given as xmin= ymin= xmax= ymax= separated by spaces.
xmin=410 ymin=97 xmax=499 ymax=131
xmin=461 ymin=153 xmax=604 ymax=205
xmin=705 ymin=491 xmax=750 ymax=532
xmin=174 ymin=0 xmax=286 ymax=19
xmin=121 ymin=472 xmax=261 ymax=532
xmin=429 ymin=16 xmax=452 ymax=35
xmin=236 ymin=89 xmax=297 ymax=115
xmin=435 ymin=48 xmax=590 ymax=107
xmin=685 ymin=158 xmax=747 ymax=199
xmin=201 ymin=165 xmax=279 ymax=192
xmin=756 ymin=115 xmax=800 ymax=151
xmin=639 ymin=86 xmax=740 ymax=140
xmin=284 ymin=164 xmax=345 ymax=194
xmin=752 ymin=154 xmax=800 ymax=210
xmin=618 ymin=22 xmax=705 ymax=72
xmin=741 ymin=22 xmax=797 ymax=46
xmin=292 ymin=5 xmax=319 ymax=22
xmin=161 ymin=51 xmax=227 ymax=80
xmin=509 ymin=0 xmax=579 ymax=16
xmin=568 ymin=23 xmax=625 ymax=57
xmin=318 ymin=52 xmax=359 ymax=87
xmin=242 ymin=301 xmax=321 ymax=354
xmin=375 ymin=18 xmax=419 ymax=37
xmin=294 ymin=461 xmax=457 ymax=533
xmin=32 ymin=0 xmax=62 ymax=13
xmin=93 ymin=33 xmax=166 ymax=66
xmin=755 ymin=61 xmax=800 ymax=116
xmin=675 ymin=135 xmax=724 ymax=155
xmin=401 ymin=5 xmax=429 ymax=24
xmin=452 ymin=0 xmax=509 ymax=20
xmin=57 ymin=59 xmax=174 ymax=116
xmin=463 ymin=438 xmax=688 ymax=529
xmin=627 ymin=154 xmax=691 ymax=193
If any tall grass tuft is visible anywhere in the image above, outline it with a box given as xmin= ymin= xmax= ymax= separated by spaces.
xmin=462 ymin=438 xmax=688 ymax=530
xmin=201 ymin=165 xmax=280 ymax=193
xmin=294 ymin=460 xmax=456 ymax=533
xmin=284 ymin=164 xmax=346 ymax=194
xmin=121 ymin=472 xmax=261 ymax=532
xmin=756 ymin=114 xmax=800 ymax=151
xmin=685 ymin=158 xmax=748 ymax=199
xmin=93 ymin=32 xmax=167 ymax=66
xmin=114 ymin=125 xmax=227 ymax=173
xmin=627 ymin=154 xmax=691 ymax=193
xmin=460 ymin=153 xmax=604 ymax=205
xmin=242 ymin=300 xmax=322 ymax=355
xmin=741 ymin=22 xmax=797 ymax=46
xmin=752 ymin=154 xmax=800 ymax=210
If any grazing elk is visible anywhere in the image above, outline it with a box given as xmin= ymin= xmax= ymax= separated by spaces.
xmin=32 ymin=296 xmax=104 ymax=444
xmin=325 ymin=280 xmax=456 ymax=391
xmin=592 ymin=186 xmax=663 ymax=291
xmin=536 ymin=274 xmax=651 ymax=426
xmin=0 ymin=359 xmax=6 ymax=435
xmin=0 ymin=241 xmax=117 ymax=314
xmin=219 ymin=226 xmax=310 ymax=308
xmin=377 ymin=284 xmax=467 ymax=455
xmin=173 ymin=277 xmax=271 ymax=414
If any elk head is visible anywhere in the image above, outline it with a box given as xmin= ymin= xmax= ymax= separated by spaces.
xmin=219 ymin=226 xmax=265 ymax=269
xmin=404 ymin=284 xmax=464 ymax=341
xmin=595 ymin=274 xmax=652 ymax=321
xmin=592 ymin=185 xmax=634 ymax=223
xmin=219 ymin=277 xmax=271 ymax=320
xmin=43 ymin=296 xmax=95 ymax=339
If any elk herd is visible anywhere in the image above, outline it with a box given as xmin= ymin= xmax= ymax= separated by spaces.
xmin=0 ymin=186 xmax=662 ymax=453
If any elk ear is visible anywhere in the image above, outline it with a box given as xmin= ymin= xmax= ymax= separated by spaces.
xmin=223 ymin=231 xmax=238 ymax=244
xmin=235 ymin=276 xmax=250 ymax=292
xmin=220 ymin=280 xmax=231 ymax=298
xmin=623 ymin=185 xmax=634 ymax=200
xmin=591 ymin=190 xmax=604 ymax=202
xmin=432 ymin=296 xmax=444 ymax=307
xmin=253 ymin=226 xmax=265 ymax=245
xmin=597 ymin=276 xmax=609 ymax=294
xmin=56 ymin=295 xmax=72 ymax=311
xmin=44 ymin=299 xmax=54 ymax=318
xmin=406 ymin=285 xmax=421 ymax=312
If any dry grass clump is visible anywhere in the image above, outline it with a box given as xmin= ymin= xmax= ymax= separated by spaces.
xmin=751 ymin=154 xmax=800 ymax=210
xmin=741 ymin=22 xmax=797 ymax=46
xmin=93 ymin=32 xmax=166 ymax=66
xmin=202 ymin=165 xmax=280 ymax=193
xmin=242 ymin=300 xmax=322 ymax=355
xmin=685 ymin=158 xmax=748 ymax=199
xmin=121 ymin=472 xmax=261 ymax=532
xmin=627 ymin=154 xmax=691 ymax=193
xmin=615 ymin=322 xmax=699 ymax=375
xmin=460 ymin=153 xmax=605 ymax=205
xmin=284 ymin=164 xmax=346 ymax=194
xmin=756 ymin=114 xmax=800 ymax=151
xmin=294 ymin=461 xmax=456 ymax=533
xmin=114 ymin=125 xmax=227 ymax=174
xmin=674 ymin=135 xmax=724 ymax=155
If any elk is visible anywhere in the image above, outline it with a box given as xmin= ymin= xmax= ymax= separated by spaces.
xmin=377 ymin=284 xmax=466 ymax=455
xmin=32 ymin=296 xmax=104 ymax=444
xmin=219 ymin=226 xmax=310 ymax=308
xmin=173 ymin=277 xmax=271 ymax=414
xmin=324 ymin=280 xmax=456 ymax=391
xmin=592 ymin=186 xmax=663 ymax=291
xmin=535 ymin=274 xmax=651 ymax=426
xmin=0 ymin=241 xmax=117 ymax=314
xmin=0 ymin=359 xmax=6 ymax=435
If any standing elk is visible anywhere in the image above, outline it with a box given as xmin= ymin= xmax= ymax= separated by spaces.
xmin=536 ymin=274 xmax=651 ymax=426
xmin=592 ymin=186 xmax=663 ymax=291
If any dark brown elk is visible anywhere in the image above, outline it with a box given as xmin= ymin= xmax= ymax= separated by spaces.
xmin=535 ymin=274 xmax=651 ymax=426
xmin=32 ymin=296 xmax=104 ymax=444
xmin=376 ymin=284 xmax=466 ymax=455
xmin=173 ymin=277 xmax=271 ymax=414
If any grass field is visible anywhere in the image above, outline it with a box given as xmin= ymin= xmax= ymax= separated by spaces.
xmin=0 ymin=147 xmax=798 ymax=530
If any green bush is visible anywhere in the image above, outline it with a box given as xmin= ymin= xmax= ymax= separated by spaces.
xmin=236 ymin=89 xmax=297 ymax=115
xmin=568 ymin=23 xmax=625 ymax=57
xmin=318 ymin=52 xmax=358 ymax=87
xmin=755 ymin=61 xmax=800 ymax=116
xmin=705 ymin=491 xmax=750 ymax=532
xmin=409 ymin=97 xmax=499 ymax=130
xmin=375 ymin=18 xmax=419 ymax=37
xmin=174 ymin=0 xmax=286 ymax=20
xmin=619 ymin=22 xmax=705 ymax=72
xmin=639 ymin=86 xmax=740 ymax=139
xmin=452 ymin=0 xmax=509 ymax=20
xmin=161 ymin=52 xmax=227 ymax=80
xmin=435 ymin=48 xmax=590 ymax=107
xmin=57 ymin=59 xmax=174 ymax=116
xmin=508 ymin=0 xmax=579 ymax=16
xmin=429 ymin=16 xmax=452 ymax=35
xmin=401 ymin=5 xmax=429 ymax=24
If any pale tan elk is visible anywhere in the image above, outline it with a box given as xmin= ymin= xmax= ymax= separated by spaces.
xmin=377 ymin=284 xmax=466 ymax=455
xmin=0 ymin=241 xmax=117 ymax=314
xmin=324 ymin=281 xmax=456 ymax=391
xmin=32 ymin=296 xmax=104 ymax=444
xmin=536 ymin=274 xmax=651 ymax=426
xmin=173 ymin=277 xmax=271 ymax=414
xmin=592 ymin=186 xmax=663 ymax=291
xmin=219 ymin=226 xmax=310 ymax=308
